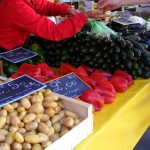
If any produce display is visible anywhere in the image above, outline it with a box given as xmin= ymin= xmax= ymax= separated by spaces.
xmin=43 ymin=30 xmax=150 ymax=79
xmin=0 ymin=88 xmax=83 ymax=150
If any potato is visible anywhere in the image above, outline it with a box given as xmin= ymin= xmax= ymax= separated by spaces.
xmin=11 ymin=116 xmax=20 ymax=126
xmin=60 ymin=126 xmax=69 ymax=137
xmin=47 ymin=127 xmax=55 ymax=137
xmin=45 ymin=108 xmax=55 ymax=117
xmin=57 ymin=100 xmax=65 ymax=109
xmin=43 ymin=101 xmax=58 ymax=108
xmin=3 ymin=125 xmax=9 ymax=130
xmin=38 ymin=122 xmax=49 ymax=134
xmin=22 ymin=143 xmax=32 ymax=150
xmin=65 ymin=110 xmax=79 ymax=119
xmin=0 ymin=143 xmax=10 ymax=150
xmin=53 ymin=122 xmax=61 ymax=133
xmin=11 ymin=102 xmax=19 ymax=109
xmin=14 ymin=132 xmax=24 ymax=143
xmin=23 ymin=113 xmax=36 ymax=123
xmin=18 ymin=110 xmax=27 ymax=120
xmin=43 ymin=89 xmax=52 ymax=97
xmin=63 ymin=117 xmax=74 ymax=127
xmin=58 ymin=110 xmax=66 ymax=119
xmin=20 ymin=98 xmax=31 ymax=109
xmin=45 ymin=120 xmax=52 ymax=128
xmin=49 ymin=133 xmax=60 ymax=142
xmin=0 ymin=109 xmax=7 ymax=117
xmin=0 ymin=129 xmax=9 ymax=136
xmin=18 ymin=122 xmax=25 ymax=128
xmin=5 ymin=132 xmax=14 ymax=144
xmin=25 ymin=122 xmax=38 ymax=131
xmin=30 ymin=95 xmax=42 ymax=104
xmin=11 ymin=141 xmax=22 ymax=150
xmin=38 ymin=133 xmax=49 ymax=142
xmin=51 ymin=115 xmax=61 ymax=124
xmin=0 ymin=134 xmax=5 ymax=142
xmin=0 ymin=116 xmax=6 ymax=129
xmin=44 ymin=93 xmax=58 ymax=102
xmin=9 ymin=110 xmax=18 ymax=117
xmin=9 ymin=126 xmax=18 ymax=133
xmin=24 ymin=134 xmax=42 ymax=144
xmin=54 ymin=106 xmax=61 ymax=114
xmin=3 ymin=104 xmax=14 ymax=113
xmin=42 ymin=141 xmax=52 ymax=149
xmin=32 ymin=144 xmax=43 ymax=150
xmin=28 ymin=103 xmax=44 ymax=114
xmin=37 ymin=114 xmax=49 ymax=122
xmin=34 ymin=117 xmax=41 ymax=124
xmin=17 ymin=106 xmax=25 ymax=112
xmin=37 ymin=91 xmax=44 ymax=101
xmin=6 ymin=116 xmax=11 ymax=125
xmin=18 ymin=128 xmax=26 ymax=134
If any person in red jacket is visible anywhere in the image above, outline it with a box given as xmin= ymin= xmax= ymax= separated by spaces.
xmin=0 ymin=0 xmax=107 ymax=51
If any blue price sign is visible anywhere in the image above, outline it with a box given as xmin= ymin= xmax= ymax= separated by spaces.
xmin=0 ymin=75 xmax=46 ymax=107
xmin=46 ymin=73 xmax=90 ymax=98
xmin=0 ymin=47 xmax=37 ymax=63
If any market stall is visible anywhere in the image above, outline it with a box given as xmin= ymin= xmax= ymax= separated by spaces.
xmin=0 ymin=1 xmax=150 ymax=150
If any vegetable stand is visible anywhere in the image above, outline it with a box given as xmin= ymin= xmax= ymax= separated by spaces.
xmin=75 ymin=79 xmax=150 ymax=150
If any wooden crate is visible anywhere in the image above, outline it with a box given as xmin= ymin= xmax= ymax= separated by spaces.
xmin=45 ymin=93 xmax=93 ymax=150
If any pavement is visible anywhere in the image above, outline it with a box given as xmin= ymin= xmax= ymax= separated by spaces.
xmin=134 ymin=127 xmax=150 ymax=150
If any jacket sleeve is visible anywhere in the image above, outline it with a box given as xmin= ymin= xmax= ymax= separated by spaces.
xmin=13 ymin=2 xmax=87 ymax=41
xmin=33 ymin=0 xmax=71 ymax=17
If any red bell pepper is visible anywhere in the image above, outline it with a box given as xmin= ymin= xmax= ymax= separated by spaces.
xmin=90 ymin=70 xmax=107 ymax=84
xmin=80 ymin=89 xmax=104 ymax=111
xmin=10 ymin=73 xmax=20 ymax=79
xmin=17 ymin=64 xmax=41 ymax=77
xmin=37 ymin=62 xmax=56 ymax=77
xmin=113 ymin=70 xmax=134 ymax=86
xmin=81 ymin=65 xmax=93 ymax=75
xmin=33 ymin=75 xmax=48 ymax=83
xmin=94 ymin=80 xmax=116 ymax=104
xmin=74 ymin=66 xmax=89 ymax=77
xmin=79 ymin=76 xmax=97 ymax=89
xmin=60 ymin=63 xmax=76 ymax=75
xmin=101 ymin=71 xmax=112 ymax=80
xmin=109 ymin=76 xmax=129 ymax=92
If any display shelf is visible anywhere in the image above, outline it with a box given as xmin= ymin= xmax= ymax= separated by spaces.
xmin=75 ymin=79 xmax=150 ymax=150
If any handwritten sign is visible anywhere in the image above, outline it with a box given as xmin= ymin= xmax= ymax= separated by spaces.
xmin=46 ymin=73 xmax=90 ymax=98
xmin=0 ymin=75 xmax=46 ymax=107
xmin=0 ymin=47 xmax=37 ymax=63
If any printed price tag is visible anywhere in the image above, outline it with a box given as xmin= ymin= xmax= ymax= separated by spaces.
xmin=46 ymin=73 xmax=90 ymax=98
xmin=0 ymin=47 xmax=37 ymax=63
xmin=0 ymin=75 xmax=46 ymax=107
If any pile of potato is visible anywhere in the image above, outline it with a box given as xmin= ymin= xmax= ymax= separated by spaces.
xmin=0 ymin=89 xmax=83 ymax=150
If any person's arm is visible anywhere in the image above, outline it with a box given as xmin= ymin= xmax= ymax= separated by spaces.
xmin=13 ymin=2 xmax=106 ymax=41
xmin=97 ymin=0 xmax=150 ymax=11
xmin=33 ymin=0 xmax=72 ymax=17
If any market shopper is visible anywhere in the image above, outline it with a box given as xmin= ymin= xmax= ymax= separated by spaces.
xmin=0 ymin=0 xmax=107 ymax=51
xmin=97 ymin=0 xmax=150 ymax=11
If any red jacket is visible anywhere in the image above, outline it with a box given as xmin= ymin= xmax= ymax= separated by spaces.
xmin=0 ymin=0 xmax=87 ymax=50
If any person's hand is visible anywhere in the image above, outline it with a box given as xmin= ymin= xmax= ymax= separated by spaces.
xmin=85 ymin=10 xmax=109 ymax=19
xmin=97 ymin=0 xmax=122 ymax=11
xmin=66 ymin=7 xmax=80 ymax=16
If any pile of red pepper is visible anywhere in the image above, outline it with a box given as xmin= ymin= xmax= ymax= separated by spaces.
xmin=10 ymin=63 xmax=60 ymax=82
xmin=60 ymin=63 xmax=134 ymax=112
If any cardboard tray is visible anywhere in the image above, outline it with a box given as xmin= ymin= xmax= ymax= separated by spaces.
xmin=45 ymin=93 xmax=93 ymax=150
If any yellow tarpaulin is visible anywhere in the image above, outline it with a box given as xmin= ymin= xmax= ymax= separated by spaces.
xmin=75 ymin=79 xmax=150 ymax=150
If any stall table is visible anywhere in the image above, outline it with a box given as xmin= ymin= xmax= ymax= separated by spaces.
xmin=75 ymin=79 xmax=150 ymax=150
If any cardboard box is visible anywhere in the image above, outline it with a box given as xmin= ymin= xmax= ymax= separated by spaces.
xmin=45 ymin=93 xmax=93 ymax=150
